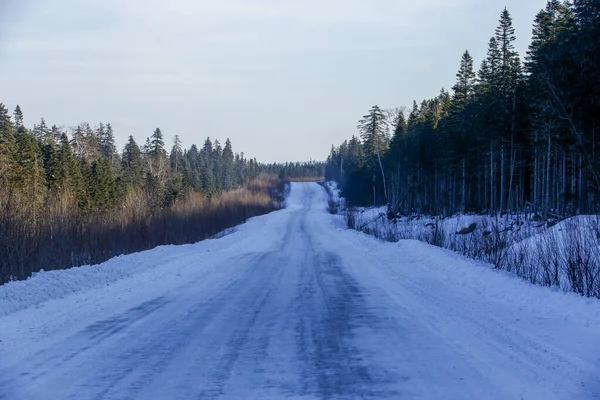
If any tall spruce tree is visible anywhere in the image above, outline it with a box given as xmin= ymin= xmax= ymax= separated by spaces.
xmin=170 ymin=135 xmax=183 ymax=173
xmin=13 ymin=105 xmax=23 ymax=131
xmin=99 ymin=123 xmax=117 ymax=166
xmin=200 ymin=138 xmax=215 ymax=194
xmin=150 ymin=128 xmax=165 ymax=156
xmin=33 ymin=118 xmax=52 ymax=144
xmin=14 ymin=129 xmax=46 ymax=213
xmin=121 ymin=135 xmax=144 ymax=189
xmin=0 ymin=104 xmax=15 ymax=186
xmin=358 ymin=105 xmax=389 ymax=203
xmin=221 ymin=139 xmax=235 ymax=190
xmin=57 ymin=132 xmax=82 ymax=197
xmin=41 ymin=140 xmax=60 ymax=193
xmin=89 ymin=157 xmax=117 ymax=210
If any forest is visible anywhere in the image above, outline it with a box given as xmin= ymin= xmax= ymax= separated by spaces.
xmin=326 ymin=1 xmax=600 ymax=219
xmin=0 ymin=105 xmax=323 ymax=283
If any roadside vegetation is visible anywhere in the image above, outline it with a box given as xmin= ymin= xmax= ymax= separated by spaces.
xmin=323 ymin=2 xmax=600 ymax=299
xmin=341 ymin=204 xmax=600 ymax=299
xmin=0 ymin=105 xmax=323 ymax=284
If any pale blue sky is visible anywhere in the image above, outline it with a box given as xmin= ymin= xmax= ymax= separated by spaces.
xmin=0 ymin=0 xmax=548 ymax=162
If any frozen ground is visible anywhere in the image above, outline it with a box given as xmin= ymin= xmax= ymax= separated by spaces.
xmin=1 ymin=183 xmax=599 ymax=399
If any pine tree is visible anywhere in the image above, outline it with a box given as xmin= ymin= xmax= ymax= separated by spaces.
xmin=185 ymin=144 xmax=201 ymax=190
xmin=496 ymin=8 xmax=517 ymax=74
xmin=0 ymin=104 xmax=15 ymax=186
xmin=453 ymin=51 xmax=476 ymax=106
xmin=33 ymin=118 xmax=52 ymax=144
xmin=574 ymin=0 xmax=600 ymax=116
xmin=359 ymin=106 xmax=389 ymax=161
xmin=74 ymin=123 xmax=101 ymax=162
xmin=445 ymin=50 xmax=477 ymax=211
xmin=221 ymin=138 xmax=235 ymax=190
xmin=13 ymin=105 xmax=23 ymax=131
xmin=170 ymin=135 xmax=183 ymax=173
xmin=201 ymin=138 xmax=215 ymax=194
xmin=99 ymin=123 xmax=117 ymax=165
xmin=70 ymin=125 xmax=85 ymax=159
xmin=89 ymin=157 xmax=117 ymax=210
xmin=41 ymin=140 xmax=60 ymax=193
xmin=358 ymin=105 xmax=389 ymax=203
xmin=57 ymin=132 xmax=83 ymax=196
xmin=393 ymin=109 xmax=407 ymax=137
xmin=387 ymin=110 xmax=408 ymax=179
xmin=14 ymin=130 xmax=46 ymax=214
xmin=407 ymin=101 xmax=420 ymax=128
xmin=49 ymin=125 xmax=61 ymax=143
xmin=150 ymin=128 xmax=165 ymax=156
xmin=212 ymin=139 xmax=223 ymax=190
xmin=121 ymin=135 xmax=143 ymax=189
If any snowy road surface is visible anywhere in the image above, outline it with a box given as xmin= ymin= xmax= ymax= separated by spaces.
xmin=1 ymin=183 xmax=600 ymax=400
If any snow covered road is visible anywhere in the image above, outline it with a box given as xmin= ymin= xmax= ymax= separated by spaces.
xmin=1 ymin=183 xmax=600 ymax=399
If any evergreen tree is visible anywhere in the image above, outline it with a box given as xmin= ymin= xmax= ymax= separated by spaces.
xmin=13 ymin=105 xmax=23 ymax=131
xmin=359 ymin=105 xmax=389 ymax=161
xmin=185 ymin=144 xmax=201 ymax=190
xmin=99 ymin=123 xmax=117 ymax=165
xmin=201 ymin=138 xmax=215 ymax=194
xmin=14 ymin=130 xmax=46 ymax=213
xmin=0 ymin=104 xmax=15 ymax=186
xmin=49 ymin=125 xmax=61 ymax=143
xmin=57 ymin=132 xmax=83 ymax=197
xmin=33 ymin=118 xmax=52 ymax=144
xmin=358 ymin=105 xmax=389 ymax=203
xmin=444 ymin=51 xmax=477 ymax=211
xmin=150 ymin=128 xmax=165 ymax=156
xmin=170 ymin=135 xmax=183 ymax=173
xmin=121 ymin=135 xmax=143 ymax=189
xmin=89 ymin=157 xmax=117 ymax=210
xmin=478 ymin=37 xmax=502 ymax=94
xmin=221 ymin=138 xmax=235 ymax=190
xmin=212 ymin=139 xmax=223 ymax=190
xmin=70 ymin=125 xmax=85 ymax=159
xmin=496 ymin=8 xmax=517 ymax=76
xmin=452 ymin=51 xmax=476 ymax=105
xmin=41 ymin=140 xmax=60 ymax=193
xmin=392 ymin=109 xmax=407 ymax=137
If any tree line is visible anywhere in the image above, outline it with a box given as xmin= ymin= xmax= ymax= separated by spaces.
xmin=326 ymin=1 xmax=600 ymax=219
xmin=0 ymin=105 xmax=321 ymax=283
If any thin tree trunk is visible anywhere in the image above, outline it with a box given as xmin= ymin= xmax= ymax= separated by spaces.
xmin=508 ymin=146 xmax=516 ymax=212
xmin=501 ymin=144 xmax=505 ymax=212
xmin=375 ymin=136 xmax=387 ymax=202
xmin=462 ymin=158 xmax=466 ymax=213
xmin=544 ymin=130 xmax=551 ymax=219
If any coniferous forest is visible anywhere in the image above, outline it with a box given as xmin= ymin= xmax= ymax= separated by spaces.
xmin=0 ymin=105 xmax=323 ymax=283
xmin=326 ymin=1 xmax=600 ymax=219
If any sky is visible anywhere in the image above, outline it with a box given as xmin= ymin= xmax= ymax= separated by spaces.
xmin=0 ymin=0 xmax=548 ymax=163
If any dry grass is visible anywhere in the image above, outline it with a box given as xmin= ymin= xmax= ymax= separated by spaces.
xmin=289 ymin=177 xmax=325 ymax=182
xmin=0 ymin=174 xmax=286 ymax=284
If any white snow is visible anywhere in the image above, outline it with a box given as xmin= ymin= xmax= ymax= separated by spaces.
xmin=323 ymin=180 xmax=344 ymax=208
xmin=1 ymin=182 xmax=600 ymax=399
xmin=344 ymin=203 xmax=600 ymax=295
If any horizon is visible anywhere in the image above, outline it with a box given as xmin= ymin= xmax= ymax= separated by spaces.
xmin=1 ymin=0 xmax=547 ymax=163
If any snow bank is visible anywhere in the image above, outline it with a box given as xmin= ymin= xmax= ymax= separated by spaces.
xmin=0 ymin=206 xmax=286 ymax=318
xmin=339 ymin=191 xmax=600 ymax=298
xmin=0 ymin=245 xmax=184 ymax=317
